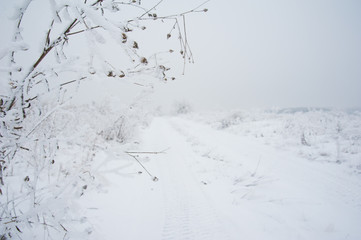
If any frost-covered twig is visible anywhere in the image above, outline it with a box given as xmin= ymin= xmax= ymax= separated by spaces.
xmin=126 ymin=153 xmax=159 ymax=181
xmin=125 ymin=147 xmax=170 ymax=155
xmin=0 ymin=0 xmax=207 ymax=238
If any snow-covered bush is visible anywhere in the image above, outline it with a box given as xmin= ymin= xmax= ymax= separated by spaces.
xmin=218 ymin=112 xmax=243 ymax=129
xmin=204 ymin=109 xmax=361 ymax=170
xmin=0 ymin=0 xmax=207 ymax=239
xmin=173 ymin=101 xmax=193 ymax=115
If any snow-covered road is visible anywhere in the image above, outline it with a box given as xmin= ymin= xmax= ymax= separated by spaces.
xmin=86 ymin=115 xmax=361 ymax=240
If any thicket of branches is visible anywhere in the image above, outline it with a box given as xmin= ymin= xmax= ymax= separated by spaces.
xmin=0 ymin=0 xmax=207 ymax=239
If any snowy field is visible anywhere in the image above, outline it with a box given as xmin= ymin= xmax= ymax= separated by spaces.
xmin=1 ymin=1 xmax=360 ymax=239
xmin=64 ymin=108 xmax=361 ymax=240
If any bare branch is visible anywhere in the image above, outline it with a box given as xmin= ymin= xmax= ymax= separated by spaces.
xmin=31 ymin=19 xmax=79 ymax=73
xmin=59 ymin=77 xmax=87 ymax=87
xmin=67 ymin=26 xmax=101 ymax=36
xmin=126 ymin=152 xmax=159 ymax=182
xmin=0 ymin=0 xmax=206 ymax=237
xmin=45 ymin=20 xmax=55 ymax=47
xmin=139 ymin=0 xmax=164 ymax=18
xmin=125 ymin=147 xmax=170 ymax=154
xmin=136 ymin=0 xmax=210 ymax=20
xmin=182 ymin=15 xmax=187 ymax=74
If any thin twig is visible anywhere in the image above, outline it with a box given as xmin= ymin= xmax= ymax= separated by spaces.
xmin=127 ymin=153 xmax=153 ymax=177
xmin=113 ymin=1 xmax=147 ymax=12
xmin=59 ymin=77 xmax=86 ymax=87
xmin=193 ymin=0 xmax=211 ymax=11
xmin=125 ymin=147 xmax=170 ymax=155
xmin=130 ymin=0 xmax=209 ymax=22
xmin=182 ymin=15 xmax=187 ymax=74
xmin=251 ymin=157 xmax=261 ymax=177
xmin=126 ymin=151 xmax=163 ymax=154
xmin=60 ymin=223 xmax=67 ymax=232
xmin=25 ymin=101 xmax=69 ymax=137
xmin=139 ymin=0 xmax=164 ymax=18
xmin=67 ymin=26 xmax=101 ymax=36
xmin=30 ymin=19 xmax=79 ymax=76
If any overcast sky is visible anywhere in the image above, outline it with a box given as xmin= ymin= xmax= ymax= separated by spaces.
xmin=152 ymin=0 xmax=361 ymax=110
xmin=1 ymin=0 xmax=360 ymax=111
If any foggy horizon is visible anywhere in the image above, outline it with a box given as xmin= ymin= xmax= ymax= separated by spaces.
xmin=151 ymin=0 xmax=361 ymax=111
xmin=1 ymin=0 xmax=360 ymax=111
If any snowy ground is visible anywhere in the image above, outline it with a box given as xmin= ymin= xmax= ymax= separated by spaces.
xmin=75 ymin=109 xmax=361 ymax=240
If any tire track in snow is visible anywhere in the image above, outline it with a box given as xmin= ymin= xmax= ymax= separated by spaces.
xmin=142 ymin=117 xmax=229 ymax=240
xmin=166 ymin=116 xmax=361 ymax=240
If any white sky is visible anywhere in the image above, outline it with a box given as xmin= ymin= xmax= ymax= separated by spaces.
xmin=152 ymin=0 xmax=361 ymax=110
xmin=1 ymin=0 xmax=360 ymax=111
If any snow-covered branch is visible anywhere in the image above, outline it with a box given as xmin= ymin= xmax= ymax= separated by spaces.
xmin=0 ymin=0 xmax=207 ymax=239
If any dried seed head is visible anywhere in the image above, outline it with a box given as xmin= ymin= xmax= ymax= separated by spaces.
xmin=107 ymin=71 xmax=115 ymax=77
xmin=169 ymin=49 xmax=174 ymax=53
xmin=140 ymin=57 xmax=148 ymax=65
xmin=111 ymin=4 xmax=120 ymax=11
xmin=167 ymin=33 xmax=171 ymax=39
xmin=121 ymin=33 xmax=127 ymax=43
xmin=133 ymin=41 xmax=139 ymax=49
xmin=203 ymin=8 xmax=208 ymax=12
xmin=88 ymin=67 xmax=96 ymax=75
xmin=16 ymin=226 xmax=22 ymax=233
xmin=119 ymin=71 xmax=125 ymax=78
